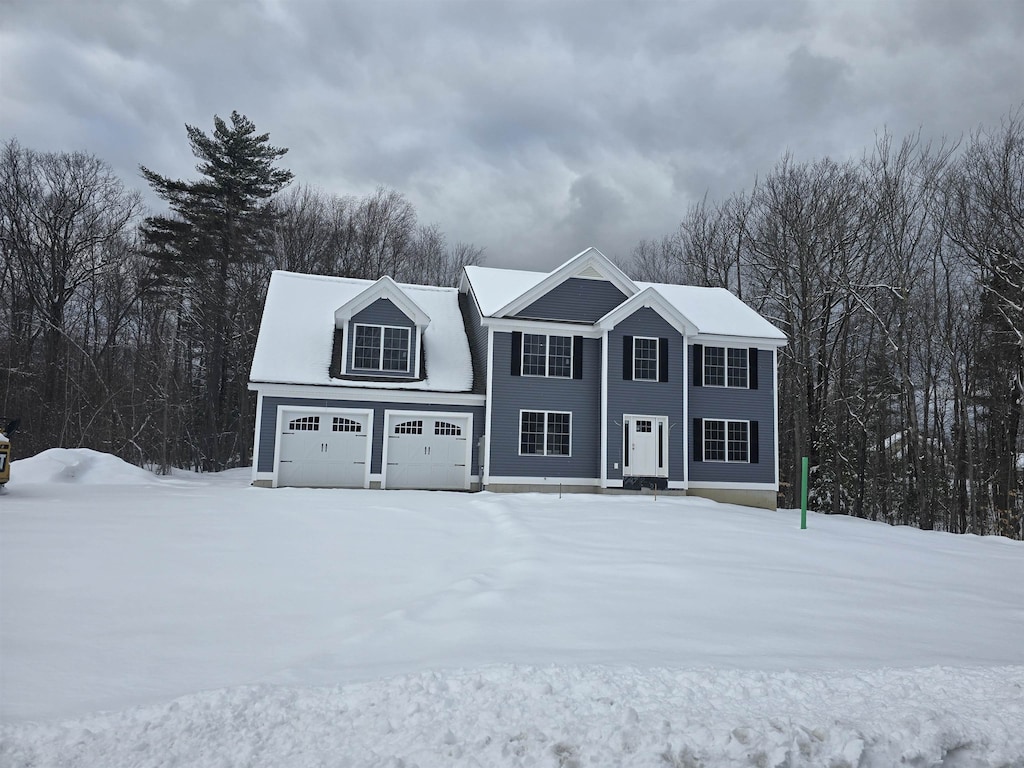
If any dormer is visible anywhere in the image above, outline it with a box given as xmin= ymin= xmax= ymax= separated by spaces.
xmin=332 ymin=276 xmax=430 ymax=380
xmin=494 ymin=247 xmax=640 ymax=323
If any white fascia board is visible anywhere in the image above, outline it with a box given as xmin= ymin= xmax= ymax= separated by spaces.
xmin=692 ymin=333 xmax=787 ymax=348
xmin=334 ymin=275 xmax=431 ymax=328
xmin=481 ymin=316 xmax=603 ymax=337
xmin=250 ymin=381 xmax=485 ymax=406
xmin=491 ymin=247 xmax=639 ymax=318
xmin=596 ymin=287 xmax=698 ymax=336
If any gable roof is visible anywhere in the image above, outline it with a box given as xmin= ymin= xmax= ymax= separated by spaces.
xmin=471 ymin=247 xmax=639 ymax=318
xmin=597 ymin=286 xmax=700 ymax=336
xmin=251 ymin=271 xmax=473 ymax=391
xmin=333 ymin=275 xmax=431 ymax=328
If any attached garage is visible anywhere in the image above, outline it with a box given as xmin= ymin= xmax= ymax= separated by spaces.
xmin=275 ymin=408 xmax=371 ymax=488
xmin=383 ymin=411 xmax=472 ymax=490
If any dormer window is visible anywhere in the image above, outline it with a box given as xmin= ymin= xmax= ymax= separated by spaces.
xmin=353 ymin=324 xmax=410 ymax=372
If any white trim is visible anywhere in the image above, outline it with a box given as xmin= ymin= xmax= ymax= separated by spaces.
xmin=484 ymin=326 xmax=494 ymax=486
xmin=682 ymin=332 xmax=689 ymax=486
xmin=694 ymin=333 xmax=787 ymax=349
xmin=352 ymin=323 xmax=412 ymax=373
xmin=486 ymin=476 xmax=601 ymax=487
xmin=518 ymin=409 xmax=572 ymax=457
xmin=381 ymin=409 xmax=473 ymax=491
xmin=334 ymin=275 xmax=431 ymax=327
xmin=773 ymin=347 xmax=780 ymax=489
xmin=600 ymin=327 xmax=609 ymax=488
xmin=492 ymin=247 xmax=639 ymax=318
xmin=597 ymin=286 xmax=699 ymax=336
xmin=250 ymin=382 xmax=485 ymax=406
xmin=481 ymin=316 xmax=604 ymax=337
xmin=631 ymin=335 xmax=660 ymax=382
xmin=688 ymin=481 xmax=779 ymax=491
xmin=251 ymin=390 xmax=265 ymax=484
xmin=272 ymin=405 xmax=373 ymax=489
xmin=667 ymin=480 xmax=687 ymax=490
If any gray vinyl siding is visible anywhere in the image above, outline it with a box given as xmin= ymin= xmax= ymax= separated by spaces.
xmin=688 ymin=345 xmax=775 ymax=483
xmin=258 ymin=395 xmax=485 ymax=475
xmin=459 ymin=289 xmax=488 ymax=394
xmin=488 ymin=331 xmax=601 ymax=478
xmin=346 ymin=298 xmax=417 ymax=378
xmin=605 ymin=308 xmax=685 ymax=482
xmin=515 ymin=278 xmax=628 ymax=323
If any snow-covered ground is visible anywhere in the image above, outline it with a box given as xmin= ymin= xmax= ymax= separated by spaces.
xmin=1 ymin=449 xmax=1022 ymax=767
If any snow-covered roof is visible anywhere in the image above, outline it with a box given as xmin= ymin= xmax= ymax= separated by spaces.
xmin=462 ymin=265 xmax=547 ymax=316
xmin=251 ymin=271 xmax=473 ymax=391
xmin=463 ymin=264 xmax=786 ymax=342
xmin=635 ymin=282 xmax=786 ymax=341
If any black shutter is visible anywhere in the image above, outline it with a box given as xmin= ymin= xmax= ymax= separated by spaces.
xmin=622 ymin=336 xmax=633 ymax=380
xmin=748 ymin=348 xmax=759 ymax=389
xmin=658 ymin=338 xmax=669 ymax=382
xmin=692 ymin=418 xmax=703 ymax=462
xmin=750 ymin=421 xmax=759 ymax=463
xmin=511 ymin=331 xmax=522 ymax=376
xmin=693 ymin=344 xmax=703 ymax=387
xmin=573 ymin=336 xmax=583 ymax=379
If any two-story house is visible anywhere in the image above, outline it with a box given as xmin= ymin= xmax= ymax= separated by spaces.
xmin=249 ymin=248 xmax=786 ymax=508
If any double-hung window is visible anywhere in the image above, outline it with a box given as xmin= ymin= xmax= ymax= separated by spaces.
xmin=703 ymin=346 xmax=748 ymax=388
xmin=519 ymin=410 xmax=571 ymax=456
xmin=633 ymin=336 xmax=659 ymax=381
xmin=354 ymin=324 xmax=410 ymax=372
xmin=703 ymin=419 xmax=749 ymax=462
xmin=522 ymin=334 xmax=572 ymax=378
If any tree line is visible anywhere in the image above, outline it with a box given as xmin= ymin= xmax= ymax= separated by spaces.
xmin=630 ymin=110 xmax=1023 ymax=538
xmin=0 ymin=112 xmax=482 ymax=473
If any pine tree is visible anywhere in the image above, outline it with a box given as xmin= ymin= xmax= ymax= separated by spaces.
xmin=140 ymin=112 xmax=293 ymax=470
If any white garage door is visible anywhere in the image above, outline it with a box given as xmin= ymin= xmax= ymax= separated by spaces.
xmin=277 ymin=410 xmax=369 ymax=488
xmin=384 ymin=413 xmax=471 ymax=490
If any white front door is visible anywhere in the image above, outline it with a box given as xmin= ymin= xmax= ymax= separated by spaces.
xmin=384 ymin=412 xmax=471 ymax=490
xmin=623 ymin=415 xmax=668 ymax=478
xmin=277 ymin=410 xmax=370 ymax=488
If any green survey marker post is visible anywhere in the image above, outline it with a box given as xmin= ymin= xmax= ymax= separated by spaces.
xmin=800 ymin=456 xmax=809 ymax=530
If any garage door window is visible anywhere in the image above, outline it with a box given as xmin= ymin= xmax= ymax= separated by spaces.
xmin=333 ymin=417 xmax=362 ymax=432
xmin=394 ymin=420 xmax=423 ymax=435
xmin=289 ymin=416 xmax=319 ymax=431
xmin=435 ymin=421 xmax=462 ymax=436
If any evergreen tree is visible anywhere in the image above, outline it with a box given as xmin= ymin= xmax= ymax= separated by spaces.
xmin=140 ymin=112 xmax=293 ymax=470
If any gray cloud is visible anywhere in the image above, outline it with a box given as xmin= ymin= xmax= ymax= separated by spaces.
xmin=1 ymin=0 xmax=1022 ymax=271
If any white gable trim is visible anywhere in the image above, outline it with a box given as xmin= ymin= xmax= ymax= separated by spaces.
xmin=492 ymin=247 xmax=639 ymax=318
xmin=596 ymin=286 xmax=699 ymax=336
xmin=334 ymin=275 xmax=431 ymax=328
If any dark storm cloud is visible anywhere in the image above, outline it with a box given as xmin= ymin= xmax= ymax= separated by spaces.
xmin=2 ymin=0 xmax=1022 ymax=270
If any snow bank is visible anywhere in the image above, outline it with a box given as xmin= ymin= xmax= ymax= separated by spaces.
xmin=10 ymin=448 xmax=161 ymax=486
xmin=2 ymin=665 xmax=1021 ymax=767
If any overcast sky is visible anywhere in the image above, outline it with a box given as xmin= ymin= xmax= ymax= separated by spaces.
xmin=2 ymin=0 xmax=1023 ymax=271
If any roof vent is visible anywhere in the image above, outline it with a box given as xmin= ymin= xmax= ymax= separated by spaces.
xmin=578 ymin=265 xmax=604 ymax=279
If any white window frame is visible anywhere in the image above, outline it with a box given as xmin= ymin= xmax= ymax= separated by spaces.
xmin=632 ymin=335 xmax=659 ymax=382
xmin=353 ymin=323 xmax=411 ymax=373
xmin=703 ymin=418 xmax=750 ymax=463
xmin=522 ymin=333 xmax=573 ymax=378
xmin=703 ymin=346 xmax=748 ymax=388
xmin=518 ymin=409 xmax=572 ymax=457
